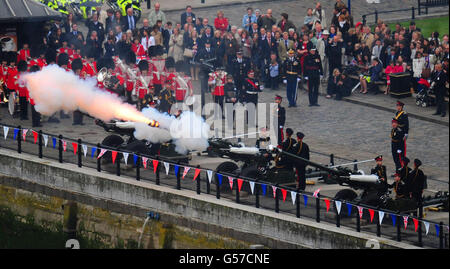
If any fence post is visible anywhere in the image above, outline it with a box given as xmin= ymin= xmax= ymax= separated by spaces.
xmin=77 ymin=139 xmax=82 ymax=167
xmin=418 ymin=0 xmax=421 ymax=15
xmin=439 ymin=221 xmax=444 ymax=249
xmin=38 ymin=130 xmax=43 ymax=158
xmin=275 ymin=185 xmax=279 ymax=213
xmin=255 ymin=180 xmax=260 ymax=208
xmin=176 ymin=162 xmax=181 ymax=190
xmin=206 ymin=171 xmax=210 ymax=194
xmin=418 ymin=198 xmax=423 ymax=247
xmin=353 ymin=159 xmax=358 ymax=172
xmin=215 ymin=172 xmax=220 ymax=199
xmin=412 ymin=6 xmax=415 ymax=20
xmin=155 ymin=157 xmax=160 ymax=185
xmin=316 ymin=193 xmax=320 ymax=223
xmin=116 ymin=151 xmax=121 ymax=176
xmin=362 ymin=15 xmax=366 ymax=26
xmin=235 ymin=178 xmax=239 ymax=203
xmin=329 ymin=154 xmax=334 ymax=166
xmin=58 ymin=135 xmax=63 ymax=163
xmin=425 ymin=0 xmax=429 ymax=14
xmin=296 ymin=189 xmax=301 ymax=218
xmin=96 ymin=143 xmax=101 ymax=172
xmin=376 ymin=207 xmax=381 ymax=237
xmin=136 ymin=155 xmax=141 ymax=181
xmin=374 ymin=10 xmax=378 ymax=24
xmin=196 ymin=165 xmax=201 ymax=194
xmin=17 ymin=126 xmax=22 ymax=153
xmin=396 ymin=213 xmax=401 ymax=242
xmin=356 ymin=205 xmax=361 ymax=232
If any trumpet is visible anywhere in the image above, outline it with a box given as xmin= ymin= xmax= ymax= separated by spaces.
xmin=97 ymin=67 xmax=114 ymax=88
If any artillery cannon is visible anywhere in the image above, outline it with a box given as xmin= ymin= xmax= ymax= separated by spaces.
xmin=95 ymin=119 xmax=190 ymax=164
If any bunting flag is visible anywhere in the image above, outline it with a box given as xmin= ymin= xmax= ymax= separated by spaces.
xmin=424 ymin=221 xmax=430 ymax=235
xmin=280 ymin=188 xmax=287 ymax=202
xmin=335 ymin=201 xmax=342 ymax=214
xmin=413 ymin=218 xmax=419 ymax=232
xmin=435 ymin=224 xmax=440 ymax=237
xmin=216 ymin=174 xmax=222 ymax=185
xmin=378 ymin=211 xmax=385 ymax=225
xmin=324 ymin=199 xmax=330 ymax=212
xmin=3 ymin=126 xmax=9 ymax=140
xmin=72 ymin=142 xmax=78 ymax=155
xmin=62 ymin=140 xmax=67 ymax=152
xmin=133 ymin=154 xmax=138 ymax=165
xmin=43 ymin=134 xmax=48 ymax=147
xmin=237 ymin=178 xmax=243 ymax=193
xmin=390 ymin=214 xmax=397 ymax=226
xmin=142 ymin=157 xmax=148 ymax=168
xmin=228 ymin=177 xmax=234 ymax=190
xmin=52 ymin=137 xmax=57 ymax=149
xmin=22 ymin=128 xmax=28 ymax=141
xmin=313 ymin=188 xmax=321 ymax=198
xmin=249 ymin=181 xmax=255 ymax=194
xmin=32 ymin=131 xmax=38 ymax=144
xmin=164 ymin=162 xmax=170 ymax=175
xmin=174 ymin=165 xmax=180 ymax=177
xmin=357 ymin=206 xmax=363 ymax=219
xmin=303 ymin=194 xmax=308 ymax=207
xmin=291 ymin=191 xmax=297 ymax=205
xmin=82 ymin=144 xmax=88 ymax=157
xmin=403 ymin=216 xmax=409 ymax=230
xmin=193 ymin=168 xmax=201 ymax=181
xmin=261 ymin=184 xmax=267 ymax=196
xmin=97 ymin=148 xmax=107 ymax=159
xmin=207 ymin=170 xmax=213 ymax=183
xmin=368 ymin=209 xmax=375 ymax=223
xmin=182 ymin=167 xmax=190 ymax=179
xmin=122 ymin=152 xmax=129 ymax=165
xmin=272 ymin=186 xmax=277 ymax=198
xmin=111 ymin=151 xmax=118 ymax=164
xmin=152 ymin=160 xmax=159 ymax=173
xmin=347 ymin=203 xmax=352 ymax=216
xmin=91 ymin=147 xmax=97 ymax=158
xmin=13 ymin=128 xmax=19 ymax=140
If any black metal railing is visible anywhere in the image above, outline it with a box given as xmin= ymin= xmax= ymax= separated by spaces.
xmin=362 ymin=7 xmax=417 ymax=26
xmin=418 ymin=0 xmax=449 ymax=15
xmin=0 ymin=122 xmax=448 ymax=249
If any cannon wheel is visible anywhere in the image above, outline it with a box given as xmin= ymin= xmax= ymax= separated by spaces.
xmin=100 ymin=135 xmax=124 ymax=163
xmin=334 ymin=189 xmax=358 ymax=217
xmin=216 ymin=162 xmax=239 ymax=193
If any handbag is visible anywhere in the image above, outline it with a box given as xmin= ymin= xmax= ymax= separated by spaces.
xmin=183 ymin=48 xmax=194 ymax=57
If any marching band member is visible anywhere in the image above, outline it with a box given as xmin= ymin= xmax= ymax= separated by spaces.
xmin=17 ymin=43 xmax=31 ymax=63
xmin=81 ymin=52 xmax=98 ymax=77
xmin=208 ymin=66 xmax=227 ymax=114
xmin=150 ymin=53 xmax=167 ymax=96
xmin=16 ymin=61 xmax=29 ymax=120
xmin=5 ymin=59 xmax=18 ymax=99
xmin=174 ymin=61 xmax=193 ymax=103
xmin=135 ymin=60 xmax=153 ymax=110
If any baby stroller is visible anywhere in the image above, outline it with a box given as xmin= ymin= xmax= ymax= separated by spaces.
xmin=415 ymin=78 xmax=435 ymax=107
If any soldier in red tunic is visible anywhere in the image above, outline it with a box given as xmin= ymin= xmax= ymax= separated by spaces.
xmin=16 ymin=61 xmax=29 ymax=120
xmin=208 ymin=67 xmax=227 ymax=116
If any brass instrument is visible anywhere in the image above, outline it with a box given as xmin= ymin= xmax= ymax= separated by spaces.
xmin=97 ymin=67 xmax=114 ymax=88
xmin=0 ymin=78 xmax=8 ymax=103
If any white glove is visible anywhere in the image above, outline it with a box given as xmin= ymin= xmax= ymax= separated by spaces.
xmin=279 ymin=125 xmax=283 ymax=128
xmin=304 ymin=77 xmax=308 ymax=80
xmin=397 ymin=150 xmax=402 ymax=154
xmin=320 ymin=75 xmax=323 ymax=79
xmin=260 ymin=85 xmax=264 ymax=90
xmin=404 ymin=134 xmax=408 ymax=140
xmin=297 ymin=78 xmax=301 ymax=82
xmin=283 ymin=79 xmax=287 ymax=84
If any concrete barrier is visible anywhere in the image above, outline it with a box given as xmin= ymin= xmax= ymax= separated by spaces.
xmin=0 ymin=148 xmax=420 ymax=249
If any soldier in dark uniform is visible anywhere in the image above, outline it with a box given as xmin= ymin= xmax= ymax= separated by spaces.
xmin=394 ymin=100 xmax=409 ymax=158
xmin=231 ymin=50 xmax=250 ymax=102
xmin=371 ymin=155 xmax=388 ymax=196
xmin=224 ymin=74 xmax=238 ymax=104
xmin=431 ymin=63 xmax=448 ymax=117
xmin=303 ymin=47 xmax=323 ymax=106
xmin=389 ymin=173 xmax=408 ymax=199
xmin=398 ymin=157 xmax=411 ymax=185
xmin=196 ymin=40 xmax=216 ymax=114
xmin=158 ymin=80 xmax=175 ymax=114
xmin=390 ymin=118 xmax=406 ymax=172
xmin=242 ymin=69 xmax=261 ymax=105
xmin=407 ymin=159 xmax=426 ymax=202
xmin=275 ymin=128 xmax=296 ymax=170
xmin=72 ymin=58 xmax=84 ymax=125
xmin=293 ymin=132 xmax=310 ymax=190
xmin=282 ymin=49 xmax=301 ymax=107
xmin=274 ymin=95 xmax=286 ymax=145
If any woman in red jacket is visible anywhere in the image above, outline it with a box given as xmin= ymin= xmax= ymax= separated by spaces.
xmin=214 ymin=11 xmax=229 ymax=34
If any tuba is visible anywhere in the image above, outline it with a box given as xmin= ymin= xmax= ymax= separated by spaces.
xmin=97 ymin=67 xmax=114 ymax=88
